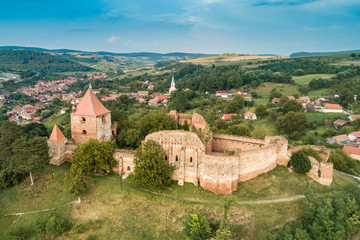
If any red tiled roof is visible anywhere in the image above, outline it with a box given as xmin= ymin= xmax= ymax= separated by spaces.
xmin=325 ymin=103 xmax=343 ymax=110
xmin=351 ymin=131 xmax=360 ymax=138
xmin=244 ymin=112 xmax=255 ymax=117
xmin=222 ymin=114 xmax=237 ymax=120
xmin=332 ymin=134 xmax=350 ymax=143
xmin=343 ymin=145 xmax=360 ymax=156
xmin=156 ymin=95 xmax=168 ymax=100
xmin=73 ymin=88 xmax=110 ymax=116
xmin=48 ymin=125 xmax=67 ymax=142
xmin=216 ymin=90 xmax=232 ymax=94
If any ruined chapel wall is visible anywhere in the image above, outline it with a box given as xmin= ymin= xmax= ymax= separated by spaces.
xmin=113 ymin=150 xmax=135 ymax=176
xmin=211 ymin=134 xmax=265 ymax=153
xmin=145 ymin=131 xmax=205 ymax=186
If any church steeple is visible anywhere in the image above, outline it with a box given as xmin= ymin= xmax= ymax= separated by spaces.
xmin=169 ymin=75 xmax=177 ymax=94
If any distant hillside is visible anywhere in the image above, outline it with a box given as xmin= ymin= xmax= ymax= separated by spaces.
xmin=290 ymin=50 xmax=360 ymax=58
xmin=0 ymin=46 xmax=211 ymax=64
xmin=0 ymin=49 xmax=92 ymax=72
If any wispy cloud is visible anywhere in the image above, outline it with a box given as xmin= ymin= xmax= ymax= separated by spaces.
xmin=102 ymin=10 xmax=122 ymax=19
xmin=253 ymin=0 xmax=317 ymax=7
xmin=303 ymin=26 xmax=319 ymax=31
xmin=157 ymin=13 xmax=200 ymax=25
xmin=107 ymin=35 xmax=121 ymax=43
xmin=328 ymin=25 xmax=343 ymax=30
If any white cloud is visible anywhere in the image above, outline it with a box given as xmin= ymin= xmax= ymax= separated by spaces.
xmin=303 ymin=26 xmax=318 ymax=31
xmin=107 ymin=35 xmax=121 ymax=43
xmin=157 ymin=13 xmax=200 ymax=25
xmin=328 ymin=25 xmax=343 ymax=30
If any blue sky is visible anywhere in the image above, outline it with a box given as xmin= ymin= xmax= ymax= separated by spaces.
xmin=1 ymin=0 xmax=359 ymax=55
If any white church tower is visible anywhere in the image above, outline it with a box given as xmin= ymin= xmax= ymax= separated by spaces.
xmin=169 ymin=75 xmax=177 ymax=94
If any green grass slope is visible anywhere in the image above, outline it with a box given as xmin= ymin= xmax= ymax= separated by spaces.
xmin=0 ymin=164 xmax=357 ymax=240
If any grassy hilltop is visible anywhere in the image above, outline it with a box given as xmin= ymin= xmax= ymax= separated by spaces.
xmin=0 ymin=163 xmax=358 ymax=240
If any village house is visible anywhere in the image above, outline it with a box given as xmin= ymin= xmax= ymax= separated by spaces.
xmin=327 ymin=134 xmax=350 ymax=145
xmin=348 ymin=131 xmax=360 ymax=142
xmin=333 ymin=119 xmax=348 ymax=129
xmin=216 ymin=90 xmax=233 ymax=98
xmin=349 ymin=115 xmax=360 ymax=122
xmin=244 ymin=112 xmax=257 ymax=120
xmin=221 ymin=113 xmax=238 ymax=121
xmin=138 ymin=91 xmax=149 ymax=97
xmin=343 ymin=146 xmax=360 ymax=160
xmin=272 ymin=98 xmax=280 ymax=104
xmin=323 ymin=103 xmax=343 ymax=113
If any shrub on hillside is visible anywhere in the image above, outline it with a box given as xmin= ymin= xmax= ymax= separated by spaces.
xmin=35 ymin=214 xmax=72 ymax=236
xmin=289 ymin=150 xmax=312 ymax=173
xmin=301 ymin=147 xmax=322 ymax=162
xmin=183 ymin=213 xmax=212 ymax=240
xmin=329 ymin=149 xmax=360 ymax=175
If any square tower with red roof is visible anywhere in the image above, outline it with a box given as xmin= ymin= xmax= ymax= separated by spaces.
xmin=71 ymin=87 xmax=112 ymax=144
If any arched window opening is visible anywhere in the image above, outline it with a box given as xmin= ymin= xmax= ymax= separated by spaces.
xmin=127 ymin=166 xmax=131 ymax=171
xmin=165 ymin=155 xmax=168 ymax=161
xmin=199 ymin=128 xmax=202 ymax=137
xmin=102 ymin=115 xmax=105 ymax=124
xmin=82 ymin=130 xmax=87 ymax=134
xmin=190 ymin=157 xmax=193 ymax=163
xmin=82 ymin=117 xmax=86 ymax=124
xmin=176 ymin=155 xmax=178 ymax=162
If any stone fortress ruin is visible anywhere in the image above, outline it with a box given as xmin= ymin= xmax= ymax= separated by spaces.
xmin=48 ymin=88 xmax=333 ymax=194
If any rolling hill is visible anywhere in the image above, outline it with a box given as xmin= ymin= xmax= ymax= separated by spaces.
xmin=290 ymin=49 xmax=360 ymax=58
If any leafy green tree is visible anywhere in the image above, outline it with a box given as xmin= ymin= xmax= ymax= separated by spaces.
xmin=282 ymin=99 xmax=303 ymax=113
xmin=134 ymin=140 xmax=173 ymax=189
xmin=339 ymin=89 xmax=354 ymax=107
xmin=11 ymin=136 xmax=50 ymax=185
xmin=289 ymin=150 xmax=311 ymax=173
xmin=66 ymin=167 xmax=86 ymax=202
xmin=0 ymin=121 xmax=22 ymax=162
xmin=173 ymin=91 xmax=189 ymax=112
xmin=252 ymin=126 xmax=268 ymax=140
xmin=226 ymin=124 xmax=250 ymax=136
xmin=276 ymin=112 xmax=308 ymax=134
xmin=138 ymin=112 xmax=176 ymax=137
xmin=72 ymin=139 xmax=115 ymax=175
xmin=255 ymin=104 xmax=268 ymax=118
xmin=124 ymin=128 xmax=142 ymax=149
xmin=183 ymin=213 xmax=211 ymax=240
xmin=341 ymin=126 xmax=354 ymax=134
xmin=225 ymin=95 xmax=244 ymax=113
xmin=268 ymin=89 xmax=282 ymax=101
xmin=301 ymin=147 xmax=322 ymax=162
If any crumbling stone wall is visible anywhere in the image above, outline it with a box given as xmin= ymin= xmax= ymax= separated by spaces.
xmin=211 ymin=134 xmax=265 ymax=154
xmin=48 ymin=140 xmax=67 ymax=165
xmin=113 ymin=149 xmax=135 ymax=177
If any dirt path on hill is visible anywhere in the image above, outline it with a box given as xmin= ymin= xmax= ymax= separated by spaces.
xmin=3 ymin=190 xmax=305 ymax=218
xmin=136 ymin=187 xmax=305 ymax=205
xmin=3 ymin=200 xmax=77 ymax=217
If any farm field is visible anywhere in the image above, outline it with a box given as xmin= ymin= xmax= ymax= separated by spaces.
xmin=293 ymin=74 xmax=335 ymax=85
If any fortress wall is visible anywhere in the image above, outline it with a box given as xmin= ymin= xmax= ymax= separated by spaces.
xmin=211 ymin=134 xmax=265 ymax=153
xmin=71 ymin=114 xmax=98 ymax=144
xmin=318 ymin=163 xmax=333 ymax=186
xmin=96 ymin=113 xmax=112 ymax=142
xmin=237 ymin=145 xmax=279 ymax=182
xmin=200 ymin=155 xmax=239 ymax=194
xmin=191 ymin=112 xmax=209 ymax=138
xmin=289 ymin=145 xmax=330 ymax=162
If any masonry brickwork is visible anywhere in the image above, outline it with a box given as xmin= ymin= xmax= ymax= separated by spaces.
xmin=49 ymin=105 xmax=334 ymax=194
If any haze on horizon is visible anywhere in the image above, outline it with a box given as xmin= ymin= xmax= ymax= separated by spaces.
xmin=1 ymin=0 xmax=360 ymax=55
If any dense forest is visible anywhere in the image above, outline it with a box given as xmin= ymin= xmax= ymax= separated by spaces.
xmin=0 ymin=49 xmax=92 ymax=73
